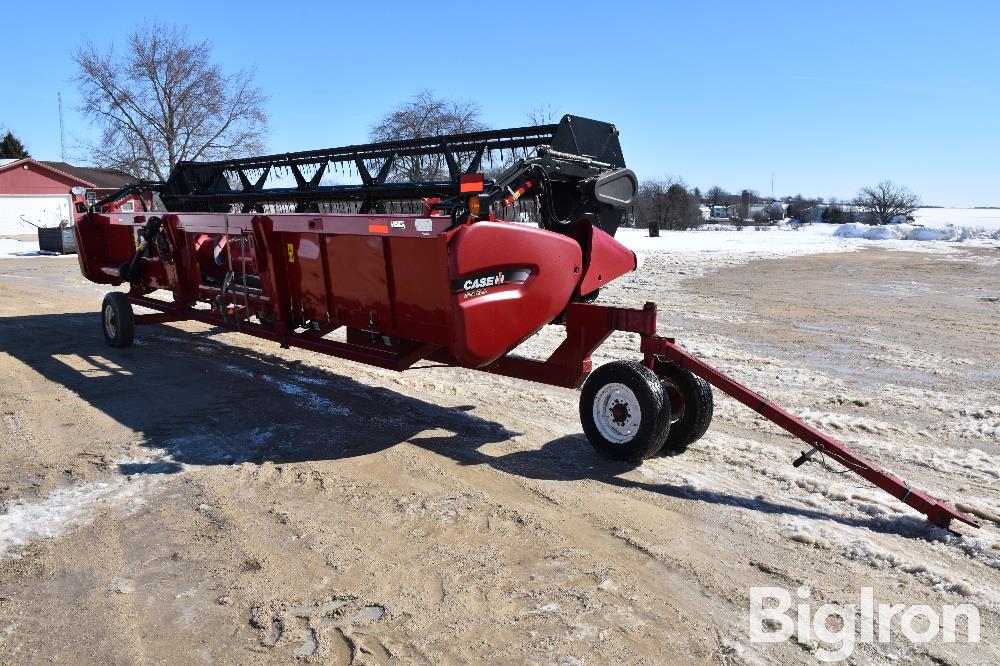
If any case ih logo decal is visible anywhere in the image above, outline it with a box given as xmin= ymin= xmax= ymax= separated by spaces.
xmin=451 ymin=269 xmax=531 ymax=295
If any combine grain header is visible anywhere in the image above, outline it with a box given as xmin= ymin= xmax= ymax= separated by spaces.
xmin=74 ymin=115 xmax=979 ymax=531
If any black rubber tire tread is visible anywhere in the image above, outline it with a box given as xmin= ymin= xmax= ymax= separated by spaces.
xmin=655 ymin=360 xmax=714 ymax=454
xmin=102 ymin=292 xmax=135 ymax=348
xmin=580 ymin=360 xmax=672 ymax=463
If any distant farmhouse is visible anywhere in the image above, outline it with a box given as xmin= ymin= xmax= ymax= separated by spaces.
xmin=709 ymin=201 xmax=787 ymax=222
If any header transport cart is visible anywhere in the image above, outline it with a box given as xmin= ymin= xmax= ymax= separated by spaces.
xmin=73 ymin=115 xmax=979 ymax=531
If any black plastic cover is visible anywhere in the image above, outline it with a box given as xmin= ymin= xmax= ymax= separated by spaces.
xmin=549 ymin=115 xmax=626 ymax=167
xmin=591 ymin=169 xmax=637 ymax=208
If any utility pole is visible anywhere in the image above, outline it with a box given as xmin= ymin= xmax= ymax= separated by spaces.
xmin=771 ymin=173 xmax=774 ymax=200
xmin=58 ymin=92 xmax=66 ymax=161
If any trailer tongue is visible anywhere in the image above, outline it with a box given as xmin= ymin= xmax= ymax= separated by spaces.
xmin=74 ymin=115 xmax=979 ymax=532
xmin=649 ymin=337 xmax=980 ymax=529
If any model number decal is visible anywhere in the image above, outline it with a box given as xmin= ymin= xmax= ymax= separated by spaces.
xmin=451 ymin=269 xmax=531 ymax=294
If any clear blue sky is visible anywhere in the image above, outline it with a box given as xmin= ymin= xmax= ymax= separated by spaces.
xmin=2 ymin=1 xmax=997 ymax=207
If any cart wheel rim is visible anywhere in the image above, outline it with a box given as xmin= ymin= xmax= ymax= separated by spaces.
xmin=104 ymin=304 xmax=118 ymax=339
xmin=593 ymin=382 xmax=641 ymax=444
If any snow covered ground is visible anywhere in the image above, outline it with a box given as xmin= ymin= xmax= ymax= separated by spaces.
xmin=617 ymin=208 xmax=1000 ymax=260
xmin=912 ymin=207 xmax=1000 ymax=229
xmin=617 ymin=224 xmax=856 ymax=257
xmin=0 ymin=238 xmax=76 ymax=258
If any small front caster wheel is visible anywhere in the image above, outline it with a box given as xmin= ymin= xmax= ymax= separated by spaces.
xmin=580 ymin=360 xmax=672 ymax=463
xmin=102 ymin=292 xmax=135 ymax=348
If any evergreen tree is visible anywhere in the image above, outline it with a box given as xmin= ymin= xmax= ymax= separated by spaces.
xmin=0 ymin=131 xmax=30 ymax=159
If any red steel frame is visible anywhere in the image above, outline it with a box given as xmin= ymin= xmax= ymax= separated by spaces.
xmin=131 ymin=293 xmax=437 ymax=371
xmin=128 ymin=287 xmax=979 ymax=531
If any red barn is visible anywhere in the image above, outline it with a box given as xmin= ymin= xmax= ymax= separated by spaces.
xmin=0 ymin=159 xmax=137 ymax=236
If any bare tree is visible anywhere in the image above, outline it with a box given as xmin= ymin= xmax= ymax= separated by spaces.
xmin=633 ymin=177 xmax=703 ymax=236
xmin=369 ymin=91 xmax=487 ymax=182
xmin=526 ymin=105 xmax=560 ymax=126
xmin=705 ymin=185 xmax=727 ymax=208
xmin=73 ymin=23 xmax=268 ymax=181
xmin=853 ymin=181 xmax=921 ymax=225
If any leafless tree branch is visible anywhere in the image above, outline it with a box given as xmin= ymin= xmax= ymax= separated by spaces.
xmin=73 ymin=23 xmax=268 ymax=180
xmin=853 ymin=180 xmax=921 ymax=225
xmin=369 ymin=90 xmax=487 ymax=182
xmin=632 ymin=177 xmax=704 ymax=236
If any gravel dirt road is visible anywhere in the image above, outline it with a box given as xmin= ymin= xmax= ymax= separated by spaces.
xmin=0 ymin=244 xmax=997 ymax=664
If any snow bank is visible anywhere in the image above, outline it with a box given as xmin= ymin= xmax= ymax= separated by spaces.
xmin=832 ymin=207 xmax=1000 ymax=244
xmin=834 ymin=222 xmax=1000 ymax=242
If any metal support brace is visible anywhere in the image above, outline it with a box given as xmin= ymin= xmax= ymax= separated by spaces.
xmin=643 ymin=334 xmax=980 ymax=530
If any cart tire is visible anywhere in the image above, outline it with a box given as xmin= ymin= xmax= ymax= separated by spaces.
xmin=102 ymin=292 xmax=134 ymax=348
xmin=655 ymin=360 xmax=713 ymax=454
xmin=580 ymin=360 xmax=671 ymax=463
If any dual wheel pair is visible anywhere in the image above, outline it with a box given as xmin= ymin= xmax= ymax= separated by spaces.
xmin=580 ymin=359 xmax=714 ymax=462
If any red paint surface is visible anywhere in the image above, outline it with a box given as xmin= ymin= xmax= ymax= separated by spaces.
xmin=448 ymin=222 xmax=582 ymax=367
xmin=575 ymin=223 xmax=637 ymax=296
xmin=75 ymin=213 xmax=587 ymax=369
